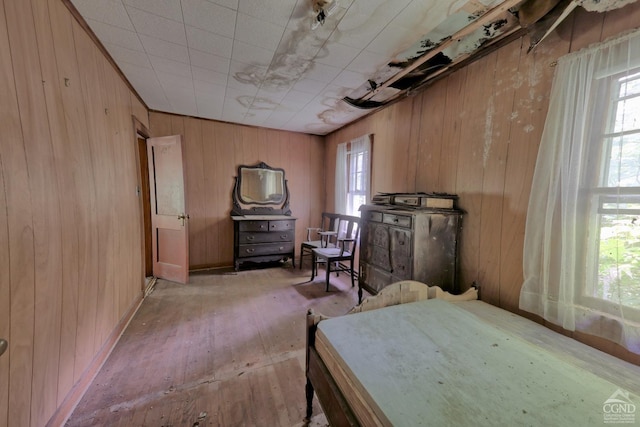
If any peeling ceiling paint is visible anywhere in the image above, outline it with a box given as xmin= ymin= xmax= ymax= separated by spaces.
xmin=70 ymin=0 xmax=638 ymax=135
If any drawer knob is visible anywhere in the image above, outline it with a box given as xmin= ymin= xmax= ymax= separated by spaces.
xmin=246 ymin=248 xmax=255 ymax=254
xmin=246 ymin=236 xmax=255 ymax=241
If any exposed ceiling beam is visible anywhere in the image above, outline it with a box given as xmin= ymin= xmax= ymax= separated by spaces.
xmin=360 ymin=0 xmax=527 ymax=102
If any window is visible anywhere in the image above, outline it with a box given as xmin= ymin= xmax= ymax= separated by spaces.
xmin=346 ymin=145 xmax=370 ymax=216
xmin=335 ymin=134 xmax=371 ymax=216
xmin=586 ymin=70 xmax=640 ymax=310
xmin=520 ymin=29 xmax=640 ymax=355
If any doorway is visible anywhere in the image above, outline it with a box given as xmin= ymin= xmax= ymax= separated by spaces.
xmin=133 ymin=117 xmax=153 ymax=292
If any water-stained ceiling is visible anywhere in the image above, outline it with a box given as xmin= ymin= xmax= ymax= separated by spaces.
xmin=69 ymin=0 xmax=637 ymax=135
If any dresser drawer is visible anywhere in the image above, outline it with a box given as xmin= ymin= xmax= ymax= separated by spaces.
xmin=238 ymin=230 xmax=294 ymax=244
xmin=239 ymin=220 xmax=269 ymax=232
xmin=269 ymin=219 xmax=295 ymax=231
xmin=360 ymin=262 xmax=392 ymax=294
xmin=363 ymin=210 xmax=383 ymax=223
xmin=382 ymin=213 xmax=412 ymax=228
xmin=389 ymin=227 xmax=412 ymax=257
xmin=237 ymin=242 xmax=294 ymax=258
xmin=391 ymin=255 xmax=412 ymax=279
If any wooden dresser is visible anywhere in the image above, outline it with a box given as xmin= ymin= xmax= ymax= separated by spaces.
xmin=358 ymin=204 xmax=462 ymax=301
xmin=232 ymin=215 xmax=296 ymax=271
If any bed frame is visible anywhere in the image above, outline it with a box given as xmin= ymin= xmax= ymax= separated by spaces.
xmin=304 ymin=281 xmax=478 ymax=426
xmin=304 ymin=281 xmax=640 ymax=426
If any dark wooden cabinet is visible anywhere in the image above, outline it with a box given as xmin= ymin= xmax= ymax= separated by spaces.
xmin=232 ymin=216 xmax=296 ymax=271
xmin=358 ymin=205 xmax=462 ymax=300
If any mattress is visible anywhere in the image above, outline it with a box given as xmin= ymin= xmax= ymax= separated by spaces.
xmin=315 ymin=299 xmax=640 ymax=426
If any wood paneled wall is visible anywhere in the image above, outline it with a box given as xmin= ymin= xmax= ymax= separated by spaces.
xmin=2 ymin=1 xmax=639 ymax=425
xmin=0 ymin=0 xmax=149 ymax=426
xmin=149 ymin=112 xmax=325 ymax=269
xmin=325 ymin=5 xmax=640 ymax=316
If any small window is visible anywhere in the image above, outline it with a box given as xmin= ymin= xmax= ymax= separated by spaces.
xmin=335 ymin=135 xmax=371 ymax=216
xmin=347 ymin=148 xmax=369 ymax=216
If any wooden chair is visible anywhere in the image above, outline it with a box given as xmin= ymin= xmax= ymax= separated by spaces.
xmin=310 ymin=216 xmax=360 ymax=291
xmin=299 ymin=212 xmax=341 ymax=269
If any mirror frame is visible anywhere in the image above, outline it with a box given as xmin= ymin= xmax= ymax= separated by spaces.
xmin=231 ymin=162 xmax=291 ymax=216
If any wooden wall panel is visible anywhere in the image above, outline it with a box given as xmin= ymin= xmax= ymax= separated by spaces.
xmin=455 ymin=54 xmax=497 ymax=294
xmin=601 ymin=1 xmax=640 ymax=40
xmin=0 ymin=154 xmax=9 ymax=427
xmin=0 ymin=0 xmax=148 ymax=425
xmin=5 ymin=1 xmax=64 ymax=425
xmin=44 ymin=0 xmax=81 ymax=405
xmin=149 ymin=112 xmax=325 ymax=269
xmin=0 ymin=3 xmax=638 ymax=426
xmin=438 ymin=68 xmax=467 ymax=194
xmin=323 ymin=3 xmax=640 ymax=336
xmin=0 ymin=3 xmax=35 ymax=426
xmin=415 ymin=82 xmax=445 ymax=191
xmin=476 ymin=41 xmax=520 ymax=305
xmin=569 ymin=8 xmax=604 ymax=52
xmin=183 ymin=118 xmax=207 ymax=267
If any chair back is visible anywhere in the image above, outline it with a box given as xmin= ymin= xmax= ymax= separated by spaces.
xmin=320 ymin=212 xmax=341 ymax=233
xmin=336 ymin=215 xmax=360 ymax=255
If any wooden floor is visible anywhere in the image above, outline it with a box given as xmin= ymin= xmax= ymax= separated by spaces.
xmin=65 ymin=264 xmax=361 ymax=427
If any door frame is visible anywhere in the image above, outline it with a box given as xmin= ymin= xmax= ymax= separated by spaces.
xmin=132 ymin=116 xmax=153 ymax=293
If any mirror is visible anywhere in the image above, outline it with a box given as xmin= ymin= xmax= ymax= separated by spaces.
xmin=239 ymin=168 xmax=285 ymax=205
xmin=232 ymin=162 xmax=291 ymax=216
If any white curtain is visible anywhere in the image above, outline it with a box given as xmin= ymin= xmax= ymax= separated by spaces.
xmin=335 ymin=134 xmax=371 ymax=216
xmin=521 ymin=29 xmax=640 ymax=354
xmin=335 ymin=142 xmax=347 ymax=214
xmin=348 ymin=134 xmax=371 ymax=216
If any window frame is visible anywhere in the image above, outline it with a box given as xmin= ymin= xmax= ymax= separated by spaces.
xmin=579 ymin=68 xmax=640 ymax=316
xmin=346 ymin=146 xmax=369 ymax=217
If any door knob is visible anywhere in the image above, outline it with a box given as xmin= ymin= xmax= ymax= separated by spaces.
xmin=0 ymin=339 xmax=7 ymax=357
xmin=177 ymin=213 xmax=190 ymax=226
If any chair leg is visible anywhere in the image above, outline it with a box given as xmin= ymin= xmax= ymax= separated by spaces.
xmin=299 ymin=247 xmax=303 ymax=270
xmin=325 ymin=261 xmax=331 ymax=292
xmin=310 ymin=252 xmax=316 ymax=280
xmin=350 ymin=259 xmax=355 ymax=288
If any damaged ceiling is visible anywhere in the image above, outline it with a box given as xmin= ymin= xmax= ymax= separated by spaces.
xmin=69 ymin=0 xmax=638 ymax=135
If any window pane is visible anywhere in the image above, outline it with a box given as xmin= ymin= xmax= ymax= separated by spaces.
xmin=602 ymin=201 xmax=640 ymax=211
xmin=613 ymin=96 xmax=640 ymax=132
xmin=606 ymin=133 xmax=640 ymax=187
xmin=596 ymin=213 xmax=640 ymax=308
xmin=347 ymin=194 xmax=366 ymax=216
xmin=619 ymin=72 xmax=640 ymax=98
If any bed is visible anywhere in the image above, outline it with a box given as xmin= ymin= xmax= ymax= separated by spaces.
xmin=305 ymin=281 xmax=640 ymax=426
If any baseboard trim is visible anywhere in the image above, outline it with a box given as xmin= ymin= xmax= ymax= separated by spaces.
xmin=45 ymin=293 xmax=144 ymax=427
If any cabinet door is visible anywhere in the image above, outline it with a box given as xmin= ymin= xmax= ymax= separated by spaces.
xmin=368 ymin=222 xmax=390 ymax=270
xmin=389 ymin=227 xmax=412 ymax=279
xmin=360 ymin=262 xmax=392 ymax=294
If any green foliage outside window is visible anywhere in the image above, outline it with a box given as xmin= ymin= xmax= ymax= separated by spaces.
xmin=597 ymin=214 xmax=640 ymax=308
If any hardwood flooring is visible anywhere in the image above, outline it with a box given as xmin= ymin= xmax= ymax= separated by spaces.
xmin=65 ymin=265 xmax=361 ymax=426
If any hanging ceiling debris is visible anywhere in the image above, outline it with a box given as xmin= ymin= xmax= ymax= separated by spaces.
xmin=343 ymin=0 xmax=639 ymax=109
xmin=69 ymin=0 xmax=639 ymax=134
